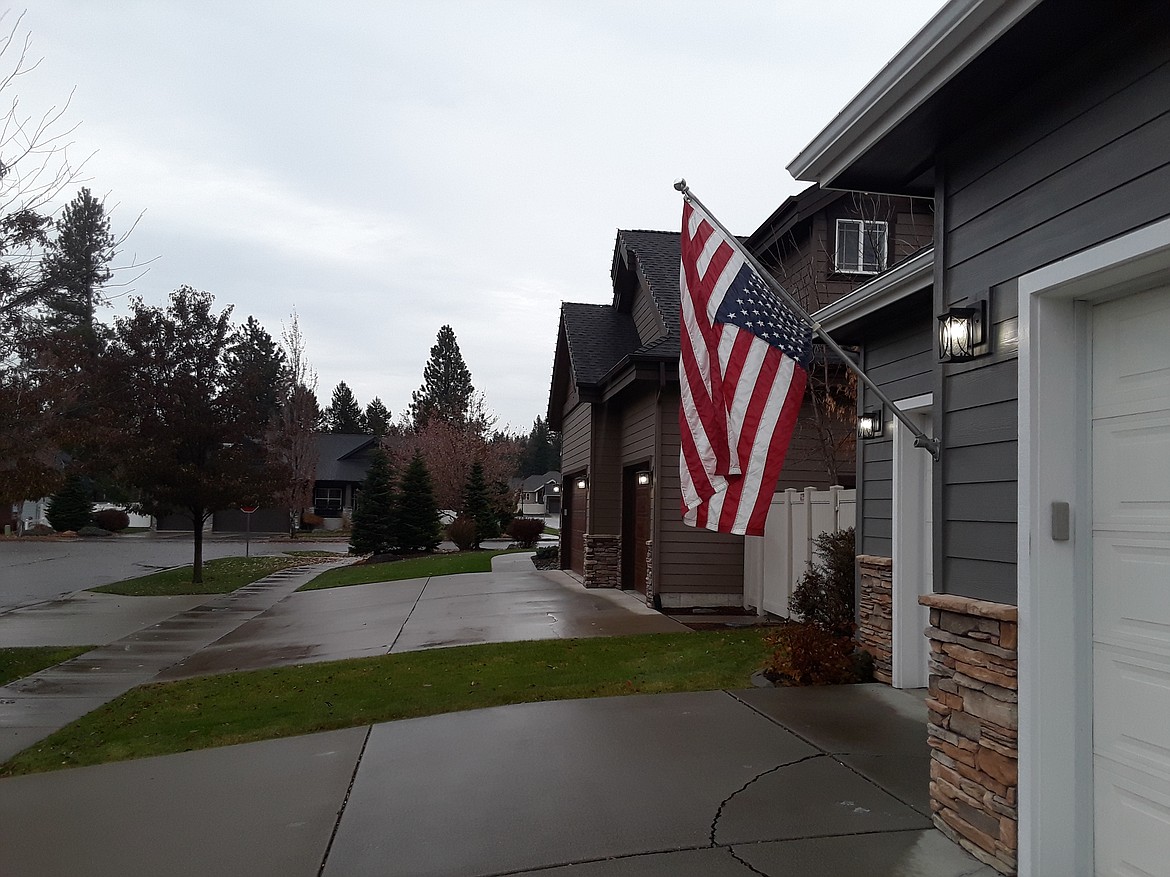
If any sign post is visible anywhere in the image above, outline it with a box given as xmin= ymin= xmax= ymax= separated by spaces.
xmin=240 ymin=506 xmax=258 ymax=557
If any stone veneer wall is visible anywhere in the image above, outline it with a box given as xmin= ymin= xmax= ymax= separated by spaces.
xmin=857 ymin=555 xmax=893 ymax=684
xmin=920 ymin=593 xmax=1018 ymax=875
xmin=582 ymin=534 xmax=621 ymax=589
xmin=643 ymin=539 xmax=654 ymax=606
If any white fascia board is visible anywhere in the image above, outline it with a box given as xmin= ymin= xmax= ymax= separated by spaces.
xmin=787 ymin=0 xmax=1042 ymax=185
xmin=813 ymin=248 xmax=934 ymax=333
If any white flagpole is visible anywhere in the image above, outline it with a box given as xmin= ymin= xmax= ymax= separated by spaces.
xmin=676 ymin=179 xmax=940 ymax=460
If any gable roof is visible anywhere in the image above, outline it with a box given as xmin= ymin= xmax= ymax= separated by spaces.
xmin=613 ymin=229 xmax=681 ymax=356
xmin=519 ymin=470 xmax=561 ymax=492
xmin=314 ymin=433 xmax=376 ymax=483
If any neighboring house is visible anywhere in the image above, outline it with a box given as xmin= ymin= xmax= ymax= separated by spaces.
xmin=513 ymin=471 xmax=561 ymax=517
xmin=310 ymin=433 xmax=378 ymax=529
xmin=789 ymin=0 xmax=1170 ymax=872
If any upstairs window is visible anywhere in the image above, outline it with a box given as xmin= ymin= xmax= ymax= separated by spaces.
xmin=835 ymin=219 xmax=888 ymax=274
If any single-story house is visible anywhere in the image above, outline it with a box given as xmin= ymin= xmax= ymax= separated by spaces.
xmin=789 ymin=0 xmax=1170 ymax=872
xmin=310 ymin=433 xmax=378 ymax=529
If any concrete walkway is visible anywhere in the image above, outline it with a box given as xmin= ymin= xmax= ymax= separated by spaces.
xmin=0 ymin=685 xmax=997 ymax=876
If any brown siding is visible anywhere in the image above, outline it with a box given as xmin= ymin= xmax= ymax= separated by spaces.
xmin=590 ymin=405 xmax=622 ymax=535
xmin=631 ymin=288 xmax=666 ymax=346
xmin=560 ymin=402 xmax=591 ymax=473
xmin=620 ymin=387 xmax=656 ymax=464
xmin=654 ymin=387 xmax=745 ymax=597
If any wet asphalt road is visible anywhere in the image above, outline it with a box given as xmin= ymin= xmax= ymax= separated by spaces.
xmin=0 ymin=534 xmax=350 ymax=612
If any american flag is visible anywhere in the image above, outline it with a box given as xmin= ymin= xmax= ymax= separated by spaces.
xmin=679 ymin=198 xmax=812 ymax=536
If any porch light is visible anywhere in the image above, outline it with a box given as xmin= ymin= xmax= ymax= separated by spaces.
xmin=857 ymin=408 xmax=884 ymax=440
xmin=635 ymin=470 xmax=652 ymax=486
xmin=938 ymin=302 xmax=985 ymax=362
xmin=551 ymin=485 xmax=560 ymax=493
xmin=575 ymin=476 xmax=588 ymax=490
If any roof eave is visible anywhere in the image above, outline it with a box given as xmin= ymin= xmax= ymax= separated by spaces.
xmin=813 ymin=247 xmax=934 ymax=332
xmin=787 ymin=0 xmax=1041 ymax=186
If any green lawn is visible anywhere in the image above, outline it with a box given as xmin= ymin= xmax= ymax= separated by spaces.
xmin=90 ymin=555 xmax=307 ymax=596
xmin=0 ymin=646 xmax=95 ymax=686
xmin=0 ymin=629 xmax=770 ymax=775
xmin=300 ymin=549 xmax=524 ymax=591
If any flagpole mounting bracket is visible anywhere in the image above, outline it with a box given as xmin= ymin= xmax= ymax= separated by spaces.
xmin=914 ymin=434 xmax=941 ymax=462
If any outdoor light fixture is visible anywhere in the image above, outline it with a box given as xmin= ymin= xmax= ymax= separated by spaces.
xmin=575 ymin=476 xmax=588 ymax=490
xmin=635 ymin=470 xmax=652 ymax=486
xmin=551 ymin=485 xmax=560 ymax=494
xmin=857 ymin=408 xmax=884 ymax=440
xmin=938 ymin=301 xmax=986 ymax=362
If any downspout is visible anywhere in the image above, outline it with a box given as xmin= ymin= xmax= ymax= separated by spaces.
xmin=651 ymin=360 xmax=667 ymax=610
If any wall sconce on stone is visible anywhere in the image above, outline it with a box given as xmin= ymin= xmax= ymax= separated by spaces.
xmin=938 ymin=300 xmax=987 ymax=362
xmin=857 ymin=407 xmax=884 ymax=440
xmin=635 ymin=470 xmax=652 ymax=486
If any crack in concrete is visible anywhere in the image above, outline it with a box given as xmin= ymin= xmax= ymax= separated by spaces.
xmin=386 ymin=576 xmax=431 ymax=653
xmin=708 ymin=753 xmax=826 ymax=847
xmin=316 ymin=724 xmax=373 ymax=877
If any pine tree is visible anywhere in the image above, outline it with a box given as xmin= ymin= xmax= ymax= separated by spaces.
xmin=364 ymin=396 xmax=391 ymax=436
xmin=323 ymin=381 xmax=366 ymax=433
xmin=45 ymin=474 xmax=93 ymax=532
xmin=41 ymin=188 xmax=115 ymax=348
xmin=224 ymin=316 xmax=287 ymax=433
xmin=410 ymin=325 xmax=475 ymax=429
xmin=350 ymin=449 xmax=395 ymax=554
xmin=394 ymin=450 xmax=441 ymax=553
xmin=460 ymin=460 xmax=497 ymax=547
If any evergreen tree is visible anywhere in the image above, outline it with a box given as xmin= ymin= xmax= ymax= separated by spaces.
xmin=394 ymin=450 xmax=441 ymax=553
xmin=224 ymin=316 xmax=287 ymax=433
xmin=45 ymin=474 xmax=94 ymax=531
xmin=41 ymin=188 xmax=115 ymax=348
xmin=410 ymin=325 xmax=475 ymax=429
xmin=323 ymin=381 xmax=366 ymax=433
xmin=365 ymin=396 xmax=391 ymax=436
xmin=460 ymin=459 xmax=497 ymax=547
xmin=520 ymin=416 xmax=559 ymax=475
xmin=350 ymin=449 xmax=395 ymax=554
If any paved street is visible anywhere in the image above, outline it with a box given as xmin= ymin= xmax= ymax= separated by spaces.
xmin=0 ymin=533 xmax=349 ymax=611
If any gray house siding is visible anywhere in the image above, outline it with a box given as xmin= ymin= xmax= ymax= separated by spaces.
xmin=857 ymin=312 xmax=935 ymax=557
xmin=934 ymin=14 xmax=1170 ymax=603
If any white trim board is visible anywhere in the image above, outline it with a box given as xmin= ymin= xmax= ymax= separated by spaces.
xmin=1017 ymin=215 xmax=1170 ymax=875
xmin=891 ymin=393 xmax=933 ymax=689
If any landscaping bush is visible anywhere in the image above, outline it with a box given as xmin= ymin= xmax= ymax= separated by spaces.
xmin=46 ymin=476 xmax=94 ymax=532
xmin=532 ymin=544 xmax=559 ymax=570
xmin=447 ymin=517 xmax=478 ymax=551
xmin=300 ymin=512 xmax=324 ymax=532
xmin=789 ymin=527 xmax=856 ymax=637
xmin=92 ymin=508 xmax=130 ymax=532
xmin=23 ymin=524 xmax=54 ymax=536
xmin=77 ymin=525 xmax=113 ymax=538
xmin=506 ymin=517 xmax=544 ymax=548
xmin=762 ymin=623 xmax=865 ymax=686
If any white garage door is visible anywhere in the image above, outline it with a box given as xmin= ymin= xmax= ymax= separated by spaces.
xmin=1092 ymin=285 xmax=1170 ymax=873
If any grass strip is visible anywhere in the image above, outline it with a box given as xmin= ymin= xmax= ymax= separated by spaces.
xmin=1 ymin=628 xmax=769 ymax=775
xmin=0 ymin=646 xmax=96 ymax=686
xmin=301 ymin=549 xmax=521 ymax=590
xmin=90 ymin=555 xmax=306 ymax=596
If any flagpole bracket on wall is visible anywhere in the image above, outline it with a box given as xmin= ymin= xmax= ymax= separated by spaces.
xmin=914 ymin=434 xmax=941 ymax=462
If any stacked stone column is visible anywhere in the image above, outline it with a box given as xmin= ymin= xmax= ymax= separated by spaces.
xmin=857 ymin=555 xmax=893 ymax=684
xmin=919 ymin=593 xmax=1018 ymax=875
xmin=582 ymin=534 xmax=621 ymax=589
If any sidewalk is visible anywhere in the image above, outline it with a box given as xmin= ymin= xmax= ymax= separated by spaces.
xmin=0 ymin=685 xmax=997 ymax=876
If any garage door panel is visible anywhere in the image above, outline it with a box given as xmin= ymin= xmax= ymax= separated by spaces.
xmin=1095 ymin=536 xmax=1170 ymax=653
xmin=1093 ymin=412 xmax=1170 ymax=530
xmin=1093 ymin=286 xmax=1170 ymax=419
xmin=1095 ymin=647 xmax=1170 ymax=776
xmin=1094 ymin=763 xmax=1170 ymax=877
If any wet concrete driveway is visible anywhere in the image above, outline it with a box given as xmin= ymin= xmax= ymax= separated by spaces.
xmin=159 ymin=553 xmax=686 ymax=679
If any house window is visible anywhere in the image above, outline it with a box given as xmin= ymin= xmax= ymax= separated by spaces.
xmin=835 ymin=219 xmax=887 ymax=274
xmin=314 ymin=487 xmax=343 ymax=512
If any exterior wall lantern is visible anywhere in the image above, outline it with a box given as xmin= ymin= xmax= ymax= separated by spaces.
xmin=938 ymin=299 xmax=987 ymax=362
xmin=857 ymin=407 xmax=884 ymax=440
xmin=575 ymin=475 xmax=588 ymax=490
xmin=551 ymin=484 xmax=560 ymax=494
xmin=635 ymin=470 xmax=652 ymax=486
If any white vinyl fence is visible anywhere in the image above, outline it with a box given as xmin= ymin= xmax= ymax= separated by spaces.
xmin=743 ymin=486 xmax=856 ymax=617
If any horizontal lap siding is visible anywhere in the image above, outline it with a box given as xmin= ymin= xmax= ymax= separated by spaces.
xmin=620 ymin=388 xmax=656 ymax=464
xmin=937 ymin=13 xmax=1170 ymax=602
xmin=858 ymin=313 xmax=934 ymax=557
xmin=656 ymin=388 xmax=744 ymax=596
xmin=560 ymin=403 xmax=591 ymax=474
xmin=632 ymin=290 xmax=665 ymax=345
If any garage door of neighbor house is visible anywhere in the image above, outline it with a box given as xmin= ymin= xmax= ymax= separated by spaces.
xmin=1091 ymin=285 xmax=1170 ymax=872
xmin=567 ymin=477 xmax=587 ymax=577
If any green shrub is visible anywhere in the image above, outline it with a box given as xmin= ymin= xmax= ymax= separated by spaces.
xmin=46 ymin=476 xmax=94 ymax=532
xmin=506 ymin=517 xmax=544 ymax=548
xmin=77 ymin=525 xmax=113 ymax=537
xmin=789 ymin=527 xmax=856 ymax=637
xmin=92 ymin=508 xmax=130 ymax=532
xmin=447 ymin=517 xmax=478 ymax=551
xmin=533 ymin=545 xmax=558 ymax=561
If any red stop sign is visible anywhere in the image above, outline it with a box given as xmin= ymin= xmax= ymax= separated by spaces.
xmin=240 ymin=505 xmax=258 ymax=514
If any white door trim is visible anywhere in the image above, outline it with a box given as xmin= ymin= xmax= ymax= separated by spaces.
xmin=892 ymin=392 xmax=933 ymax=689
xmin=1017 ymin=215 xmax=1170 ymax=876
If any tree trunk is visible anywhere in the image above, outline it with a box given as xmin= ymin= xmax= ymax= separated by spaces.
xmin=192 ymin=508 xmax=204 ymax=584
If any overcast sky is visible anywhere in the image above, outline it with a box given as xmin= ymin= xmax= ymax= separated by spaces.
xmin=17 ymin=1 xmax=946 ymax=433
